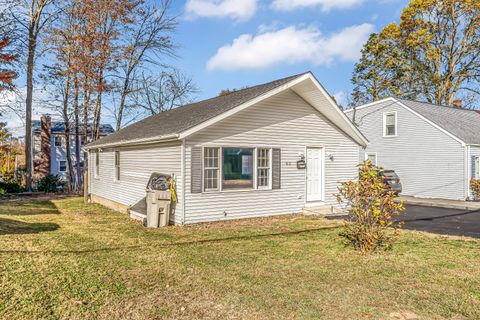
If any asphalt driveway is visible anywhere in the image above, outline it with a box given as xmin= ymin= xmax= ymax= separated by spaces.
xmin=398 ymin=205 xmax=480 ymax=238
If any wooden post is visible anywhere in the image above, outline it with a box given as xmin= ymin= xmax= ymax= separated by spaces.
xmin=84 ymin=171 xmax=88 ymax=203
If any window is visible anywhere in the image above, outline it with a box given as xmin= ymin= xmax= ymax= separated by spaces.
xmin=114 ymin=151 xmax=120 ymax=181
xmin=202 ymin=147 xmax=273 ymax=192
xmin=257 ymin=148 xmax=270 ymax=188
xmin=222 ymin=148 xmax=254 ymax=190
xmin=59 ymin=160 xmax=67 ymax=172
xmin=204 ymin=147 xmax=219 ymax=190
xmin=384 ymin=112 xmax=397 ymax=137
xmin=94 ymin=151 xmax=100 ymax=178
xmin=54 ymin=136 xmax=62 ymax=147
xmin=366 ymin=153 xmax=377 ymax=166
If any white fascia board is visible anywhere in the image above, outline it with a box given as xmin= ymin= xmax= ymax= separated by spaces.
xmin=343 ymin=97 xmax=397 ymax=113
xmin=83 ymin=134 xmax=180 ymax=151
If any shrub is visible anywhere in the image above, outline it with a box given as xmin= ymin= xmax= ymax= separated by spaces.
xmin=37 ymin=175 xmax=62 ymax=193
xmin=0 ymin=181 xmax=23 ymax=194
xmin=336 ymin=161 xmax=405 ymax=254
xmin=0 ymin=188 xmax=5 ymax=196
xmin=471 ymin=179 xmax=480 ymax=201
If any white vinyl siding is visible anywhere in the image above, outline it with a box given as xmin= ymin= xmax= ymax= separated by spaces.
xmin=89 ymin=142 xmax=183 ymax=224
xmin=349 ymin=100 xmax=466 ymax=200
xmin=184 ymin=89 xmax=359 ymax=224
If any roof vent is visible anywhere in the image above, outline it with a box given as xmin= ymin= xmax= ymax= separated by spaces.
xmin=452 ymin=99 xmax=462 ymax=108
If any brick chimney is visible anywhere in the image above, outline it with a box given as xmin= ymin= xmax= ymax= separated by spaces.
xmin=35 ymin=115 xmax=51 ymax=178
xmin=452 ymin=99 xmax=462 ymax=108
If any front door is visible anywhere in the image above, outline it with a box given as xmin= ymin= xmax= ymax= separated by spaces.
xmin=306 ymin=147 xmax=323 ymax=202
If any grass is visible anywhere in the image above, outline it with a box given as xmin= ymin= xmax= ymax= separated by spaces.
xmin=0 ymin=197 xmax=479 ymax=320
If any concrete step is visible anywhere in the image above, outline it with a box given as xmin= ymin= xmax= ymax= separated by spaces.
xmin=302 ymin=205 xmax=348 ymax=216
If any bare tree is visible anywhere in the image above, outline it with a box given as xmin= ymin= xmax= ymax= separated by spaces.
xmin=131 ymin=70 xmax=196 ymax=117
xmin=9 ymin=0 xmax=57 ymax=190
xmin=115 ymin=0 xmax=177 ymax=131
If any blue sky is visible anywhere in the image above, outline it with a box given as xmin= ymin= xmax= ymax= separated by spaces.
xmin=170 ymin=0 xmax=407 ymax=103
xmin=3 ymin=0 xmax=408 ymax=136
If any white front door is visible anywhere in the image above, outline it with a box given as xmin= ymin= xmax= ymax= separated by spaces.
xmin=306 ymin=147 xmax=324 ymax=202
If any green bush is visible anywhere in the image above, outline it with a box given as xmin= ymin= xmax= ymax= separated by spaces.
xmin=0 ymin=181 xmax=23 ymax=194
xmin=336 ymin=161 xmax=405 ymax=254
xmin=0 ymin=188 xmax=5 ymax=196
xmin=37 ymin=175 xmax=62 ymax=193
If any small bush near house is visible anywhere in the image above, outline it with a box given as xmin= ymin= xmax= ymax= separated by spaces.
xmin=0 ymin=188 xmax=5 ymax=196
xmin=0 ymin=181 xmax=23 ymax=194
xmin=471 ymin=179 xmax=480 ymax=201
xmin=37 ymin=175 xmax=62 ymax=193
xmin=336 ymin=161 xmax=405 ymax=254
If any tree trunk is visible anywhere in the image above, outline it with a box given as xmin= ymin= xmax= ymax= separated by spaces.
xmin=93 ymin=71 xmax=103 ymax=141
xmin=25 ymin=25 xmax=36 ymax=191
xmin=62 ymin=75 xmax=74 ymax=191
xmin=73 ymin=73 xmax=81 ymax=189
xmin=116 ymin=76 xmax=130 ymax=131
xmin=82 ymin=86 xmax=91 ymax=178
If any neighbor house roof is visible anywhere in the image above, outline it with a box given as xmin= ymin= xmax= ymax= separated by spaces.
xmin=32 ymin=120 xmax=115 ymax=136
xmin=346 ymin=97 xmax=480 ymax=145
xmin=86 ymin=72 xmax=368 ymax=149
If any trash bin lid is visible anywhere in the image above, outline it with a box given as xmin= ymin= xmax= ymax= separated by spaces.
xmin=147 ymin=173 xmax=171 ymax=191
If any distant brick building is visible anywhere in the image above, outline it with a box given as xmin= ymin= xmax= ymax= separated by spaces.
xmin=32 ymin=115 xmax=114 ymax=183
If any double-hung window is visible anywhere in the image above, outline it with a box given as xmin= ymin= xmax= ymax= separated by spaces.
xmin=114 ymin=151 xmax=120 ymax=181
xmin=54 ymin=136 xmax=62 ymax=147
xmin=203 ymin=147 xmax=272 ymax=191
xmin=474 ymin=156 xmax=480 ymax=179
xmin=366 ymin=153 xmax=377 ymax=166
xmin=384 ymin=112 xmax=397 ymax=137
xmin=59 ymin=160 xmax=67 ymax=172
xmin=204 ymin=147 xmax=219 ymax=190
xmin=257 ymin=148 xmax=271 ymax=188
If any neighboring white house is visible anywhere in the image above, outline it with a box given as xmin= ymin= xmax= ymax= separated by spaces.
xmin=344 ymin=97 xmax=480 ymax=200
xmin=84 ymin=72 xmax=368 ymax=225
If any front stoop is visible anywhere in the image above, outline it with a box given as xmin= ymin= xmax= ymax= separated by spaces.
xmin=302 ymin=205 xmax=348 ymax=216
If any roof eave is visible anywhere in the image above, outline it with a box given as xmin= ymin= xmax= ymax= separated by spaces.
xmin=83 ymin=133 xmax=180 ymax=151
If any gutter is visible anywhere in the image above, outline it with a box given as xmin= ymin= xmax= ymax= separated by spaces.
xmin=83 ymin=134 xmax=180 ymax=151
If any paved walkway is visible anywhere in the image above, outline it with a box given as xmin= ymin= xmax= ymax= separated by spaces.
xmin=397 ymin=195 xmax=480 ymax=211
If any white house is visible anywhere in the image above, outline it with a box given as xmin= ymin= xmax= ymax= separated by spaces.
xmin=344 ymin=97 xmax=480 ymax=200
xmin=84 ymin=72 xmax=368 ymax=225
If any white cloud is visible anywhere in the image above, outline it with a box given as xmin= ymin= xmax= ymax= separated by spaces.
xmin=271 ymin=0 xmax=364 ymax=12
xmin=333 ymin=91 xmax=347 ymax=106
xmin=185 ymin=0 xmax=257 ymax=21
xmin=207 ymin=23 xmax=375 ymax=71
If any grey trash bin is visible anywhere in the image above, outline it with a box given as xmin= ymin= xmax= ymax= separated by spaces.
xmin=146 ymin=173 xmax=173 ymax=228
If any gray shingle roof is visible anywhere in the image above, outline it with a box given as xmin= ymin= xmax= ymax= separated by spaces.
xmin=398 ymin=99 xmax=480 ymax=145
xmin=86 ymin=72 xmax=309 ymax=148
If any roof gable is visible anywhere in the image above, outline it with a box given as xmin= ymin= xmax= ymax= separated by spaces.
xmin=345 ymin=97 xmax=480 ymax=146
xmin=86 ymin=72 xmax=368 ymax=149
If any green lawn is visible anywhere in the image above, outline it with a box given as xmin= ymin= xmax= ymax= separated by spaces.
xmin=0 ymin=197 xmax=479 ymax=320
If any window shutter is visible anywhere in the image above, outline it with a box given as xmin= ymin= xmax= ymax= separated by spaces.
xmin=272 ymin=148 xmax=281 ymax=189
xmin=473 ymin=156 xmax=480 ymax=180
xmin=191 ymin=147 xmax=203 ymax=193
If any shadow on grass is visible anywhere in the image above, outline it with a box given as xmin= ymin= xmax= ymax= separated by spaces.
xmin=0 ymin=200 xmax=61 ymax=216
xmin=0 ymin=225 xmax=340 ymax=254
xmin=0 ymin=217 xmax=60 ymax=235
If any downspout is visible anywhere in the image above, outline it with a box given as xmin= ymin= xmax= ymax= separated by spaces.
xmin=466 ymin=145 xmax=471 ymax=200
xmin=181 ymin=138 xmax=186 ymax=225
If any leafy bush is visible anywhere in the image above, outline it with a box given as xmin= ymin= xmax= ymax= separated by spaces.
xmin=471 ymin=179 xmax=480 ymax=201
xmin=0 ymin=188 xmax=5 ymax=196
xmin=336 ymin=161 xmax=405 ymax=254
xmin=0 ymin=181 xmax=23 ymax=194
xmin=37 ymin=175 xmax=62 ymax=193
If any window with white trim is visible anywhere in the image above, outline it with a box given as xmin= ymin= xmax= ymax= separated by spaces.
xmin=54 ymin=136 xmax=62 ymax=147
xmin=257 ymin=148 xmax=271 ymax=188
xmin=203 ymin=147 xmax=273 ymax=192
xmin=94 ymin=151 xmax=100 ymax=178
xmin=204 ymin=147 xmax=219 ymax=190
xmin=384 ymin=112 xmax=397 ymax=136
xmin=366 ymin=153 xmax=377 ymax=166
xmin=114 ymin=151 xmax=120 ymax=181
xmin=59 ymin=160 xmax=67 ymax=172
